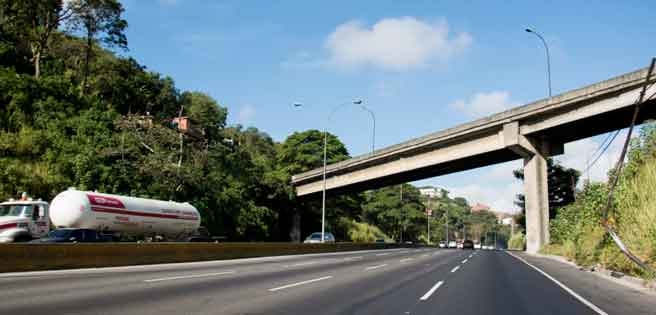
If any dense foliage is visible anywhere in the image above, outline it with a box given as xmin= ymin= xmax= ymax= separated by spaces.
xmin=513 ymin=159 xmax=580 ymax=230
xmin=544 ymin=123 xmax=656 ymax=279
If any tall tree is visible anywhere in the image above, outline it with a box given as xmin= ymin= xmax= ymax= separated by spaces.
xmin=67 ymin=0 xmax=127 ymax=94
xmin=276 ymin=130 xmax=350 ymax=241
xmin=513 ymin=158 xmax=580 ymax=229
xmin=0 ymin=0 xmax=73 ymax=77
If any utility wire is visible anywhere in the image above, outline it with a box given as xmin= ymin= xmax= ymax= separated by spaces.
xmin=583 ymin=81 xmax=656 ymax=174
xmin=583 ymin=130 xmax=620 ymax=175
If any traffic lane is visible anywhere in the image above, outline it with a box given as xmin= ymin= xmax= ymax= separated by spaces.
xmin=0 ymin=247 xmax=414 ymax=289
xmin=516 ymin=252 xmax=656 ymax=315
xmin=0 ymin=247 xmax=409 ymax=280
xmin=0 ymin=248 xmax=454 ymax=314
xmin=219 ymin=249 xmax=473 ymax=315
xmin=0 ymin=247 xmax=431 ymax=300
xmin=0 ymin=247 xmax=420 ymax=302
xmin=416 ymin=250 xmax=598 ymax=315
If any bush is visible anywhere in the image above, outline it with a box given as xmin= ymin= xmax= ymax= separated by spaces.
xmin=508 ymin=232 xmax=525 ymax=250
xmin=549 ymin=183 xmax=608 ymax=245
xmin=546 ymin=156 xmax=656 ymax=280
xmin=338 ymin=218 xmax=392 ymax=243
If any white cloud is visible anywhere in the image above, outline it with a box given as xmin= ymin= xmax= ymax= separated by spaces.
xmin=325 ymin=17 xmax=471 ymax=71
xmin=448 ymin=180 xmax=523 ymax=214
xmin=237 ymin=104 xmax=256 ymax=125
xmin=441 ymin=160 xmax=524 ymax=214
xmin=449 ymin=91 xmax=520 ymax=118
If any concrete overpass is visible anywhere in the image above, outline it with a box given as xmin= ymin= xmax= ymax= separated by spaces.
xmin=291 ymin=66 xmax=656 ymax=253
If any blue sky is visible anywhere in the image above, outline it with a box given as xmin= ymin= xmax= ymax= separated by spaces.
xmin=119 ymin=0 xmax=655 ymax=212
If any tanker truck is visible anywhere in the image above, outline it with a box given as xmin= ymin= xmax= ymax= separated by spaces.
xmin=0 ymin=189 xmax=201 ymax=243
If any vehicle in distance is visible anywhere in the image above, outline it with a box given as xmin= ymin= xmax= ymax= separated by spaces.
xmin=448 ymin=240 xmax=457 ymax=248
xmin=462 ymin=239 xmax=474 ymax=249
xmin=438 ymin=241 xmax=446 ymax=248
xmin=474 ymin=243 xmax=481 ymax=249
xmin=375 ymin=238 xmax=386 ymax=244
xmin=303 ymin=232 xmax=335 ymax=243
xmin=29 ymin=228 xmax=110 ymax=243
xmin=186 ymin=227 xmax=224 ymax=242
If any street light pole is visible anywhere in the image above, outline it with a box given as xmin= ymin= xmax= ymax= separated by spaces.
xmin=360 ymin=105 xmax=376 ymax=154
xmin=427 ymin=196 xmax=431 ymax=245
xmin=445 ymin=206 xmax=449 ymax=246
xmin=295 ymin=100 xmax=370 ymax=243
xmin=525 ymin=28 xmax=552 ymax=98
xmin=320 ymin=99 xmax=363 ymax=243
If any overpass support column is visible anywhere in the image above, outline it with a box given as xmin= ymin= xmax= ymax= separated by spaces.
xmin=502 ymin=122 xmax=560 ymax=253
xmin=522 ymin=140 xmax=550 ymax=253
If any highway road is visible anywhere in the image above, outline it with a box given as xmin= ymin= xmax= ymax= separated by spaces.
xmin=1 ymin=248 xmax=654 ymax=314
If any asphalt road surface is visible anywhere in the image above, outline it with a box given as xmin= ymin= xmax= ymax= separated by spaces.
xmin=1 ymin=248 xmax=654 ymax=314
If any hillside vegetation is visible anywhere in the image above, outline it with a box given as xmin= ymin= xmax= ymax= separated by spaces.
xmin=543 ymin=124 xmax=656 ymax=280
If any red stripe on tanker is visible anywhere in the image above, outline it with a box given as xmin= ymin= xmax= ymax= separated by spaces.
xmin=0 ymin=222 xmax=18 ymax=230
xmin=90 ymin=205 xmax=199 ymax=221
xmin=50 ymin=189 xmax=200 ymax=240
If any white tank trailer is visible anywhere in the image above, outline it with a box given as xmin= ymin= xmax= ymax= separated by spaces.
xmin=0 ymin=189 xmax=201 ymax=242
xmin=50 ymin=190 xmax=201 ymax=239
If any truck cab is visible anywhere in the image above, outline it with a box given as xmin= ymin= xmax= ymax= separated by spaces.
xmin=0 ymin=200 xmax=50 ymax=242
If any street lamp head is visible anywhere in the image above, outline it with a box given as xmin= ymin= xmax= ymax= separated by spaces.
xmin=525 ymin=28 xmax=533 ymax=33
xmin=293 ymin=102 xmax=303 ymax=107
xmin=352 ymin=99 xmax=363 ymax=105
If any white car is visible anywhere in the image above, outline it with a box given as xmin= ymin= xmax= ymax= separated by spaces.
xmin=474 ymin=243 xmax=481 ymax=249
xmin=448 ymin=240 xmax=457 ymax=248
xmin=303 ymin=232 xmax=335 ymax=244
xmin=438 ymin=241 xmax=446 ymax=248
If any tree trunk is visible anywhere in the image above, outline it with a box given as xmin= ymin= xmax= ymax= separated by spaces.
xmin=30 ymin=44 xmax=41 ymax=78
xmin=81 ymin=30 xmax=93 ymax=95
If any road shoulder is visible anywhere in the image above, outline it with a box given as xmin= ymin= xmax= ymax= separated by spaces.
xmin=512 ymin=251 xmax=656 ymax=315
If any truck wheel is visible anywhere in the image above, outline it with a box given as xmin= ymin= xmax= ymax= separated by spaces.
xmin=14 ymin=235 xmax=32 ymax=242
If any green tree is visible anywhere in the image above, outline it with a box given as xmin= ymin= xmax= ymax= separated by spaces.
xmin=0 ymin=0 xmax=73 ymax=77
xmin=180 ymin=91 xmax=227 ymax=143
xmin=513 ymin=158 xmax=580 ymax=229
xmin=276 ymin=130 xmax=351 ymax=241
xmin=67 ymin=0 xmax=127 ymax=93
xmin=362 ymin=184 xmax=425 ymax=242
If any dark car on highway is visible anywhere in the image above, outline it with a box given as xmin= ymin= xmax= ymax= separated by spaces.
xmin=29 ymin=228 xmax=110 ymax=243
xmin=462 ymin=239 xmax=475 ymax=249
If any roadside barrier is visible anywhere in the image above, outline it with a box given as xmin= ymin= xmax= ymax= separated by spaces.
xmin=0 ymin=242 xmax=407 ymax=272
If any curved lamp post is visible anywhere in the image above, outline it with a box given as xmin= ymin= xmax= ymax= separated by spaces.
xmin=525 ymin=28 xmax=552 ymax=97
xmin=294 ymin=99 xmax=374 ymax=242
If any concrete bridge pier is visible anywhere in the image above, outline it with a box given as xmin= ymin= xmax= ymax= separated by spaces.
xmin=503 ymin=122 xmax=561 ymax=253
xmin=522 ymin=139 xmax=551 ymax=253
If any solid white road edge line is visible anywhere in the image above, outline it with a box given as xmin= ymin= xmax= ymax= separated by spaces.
xmin=375 ymin=253 xmax=390 ymax=256
xmin=462 ymin=259 xmax=468 ymax=264
xmin=450 ymin=266 xmax=460 ymax=273
xmin=268 ymin=276 xmax=333 ymax=292
xmin=420 ymin=281 xmax=444 ymax=301
xmin=144 ymin=271 xmax=235 ymax=283
xmin=506 ymin=251 xmax=608 ymax=315
xmin=365 ymin=264 xmax=387 ymax=271
xmin=400 ymin=258 xmax=414 ymax=263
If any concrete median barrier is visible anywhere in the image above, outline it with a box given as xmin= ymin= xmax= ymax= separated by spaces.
xmin=0 ymin=242 xmax=405 ymax=272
